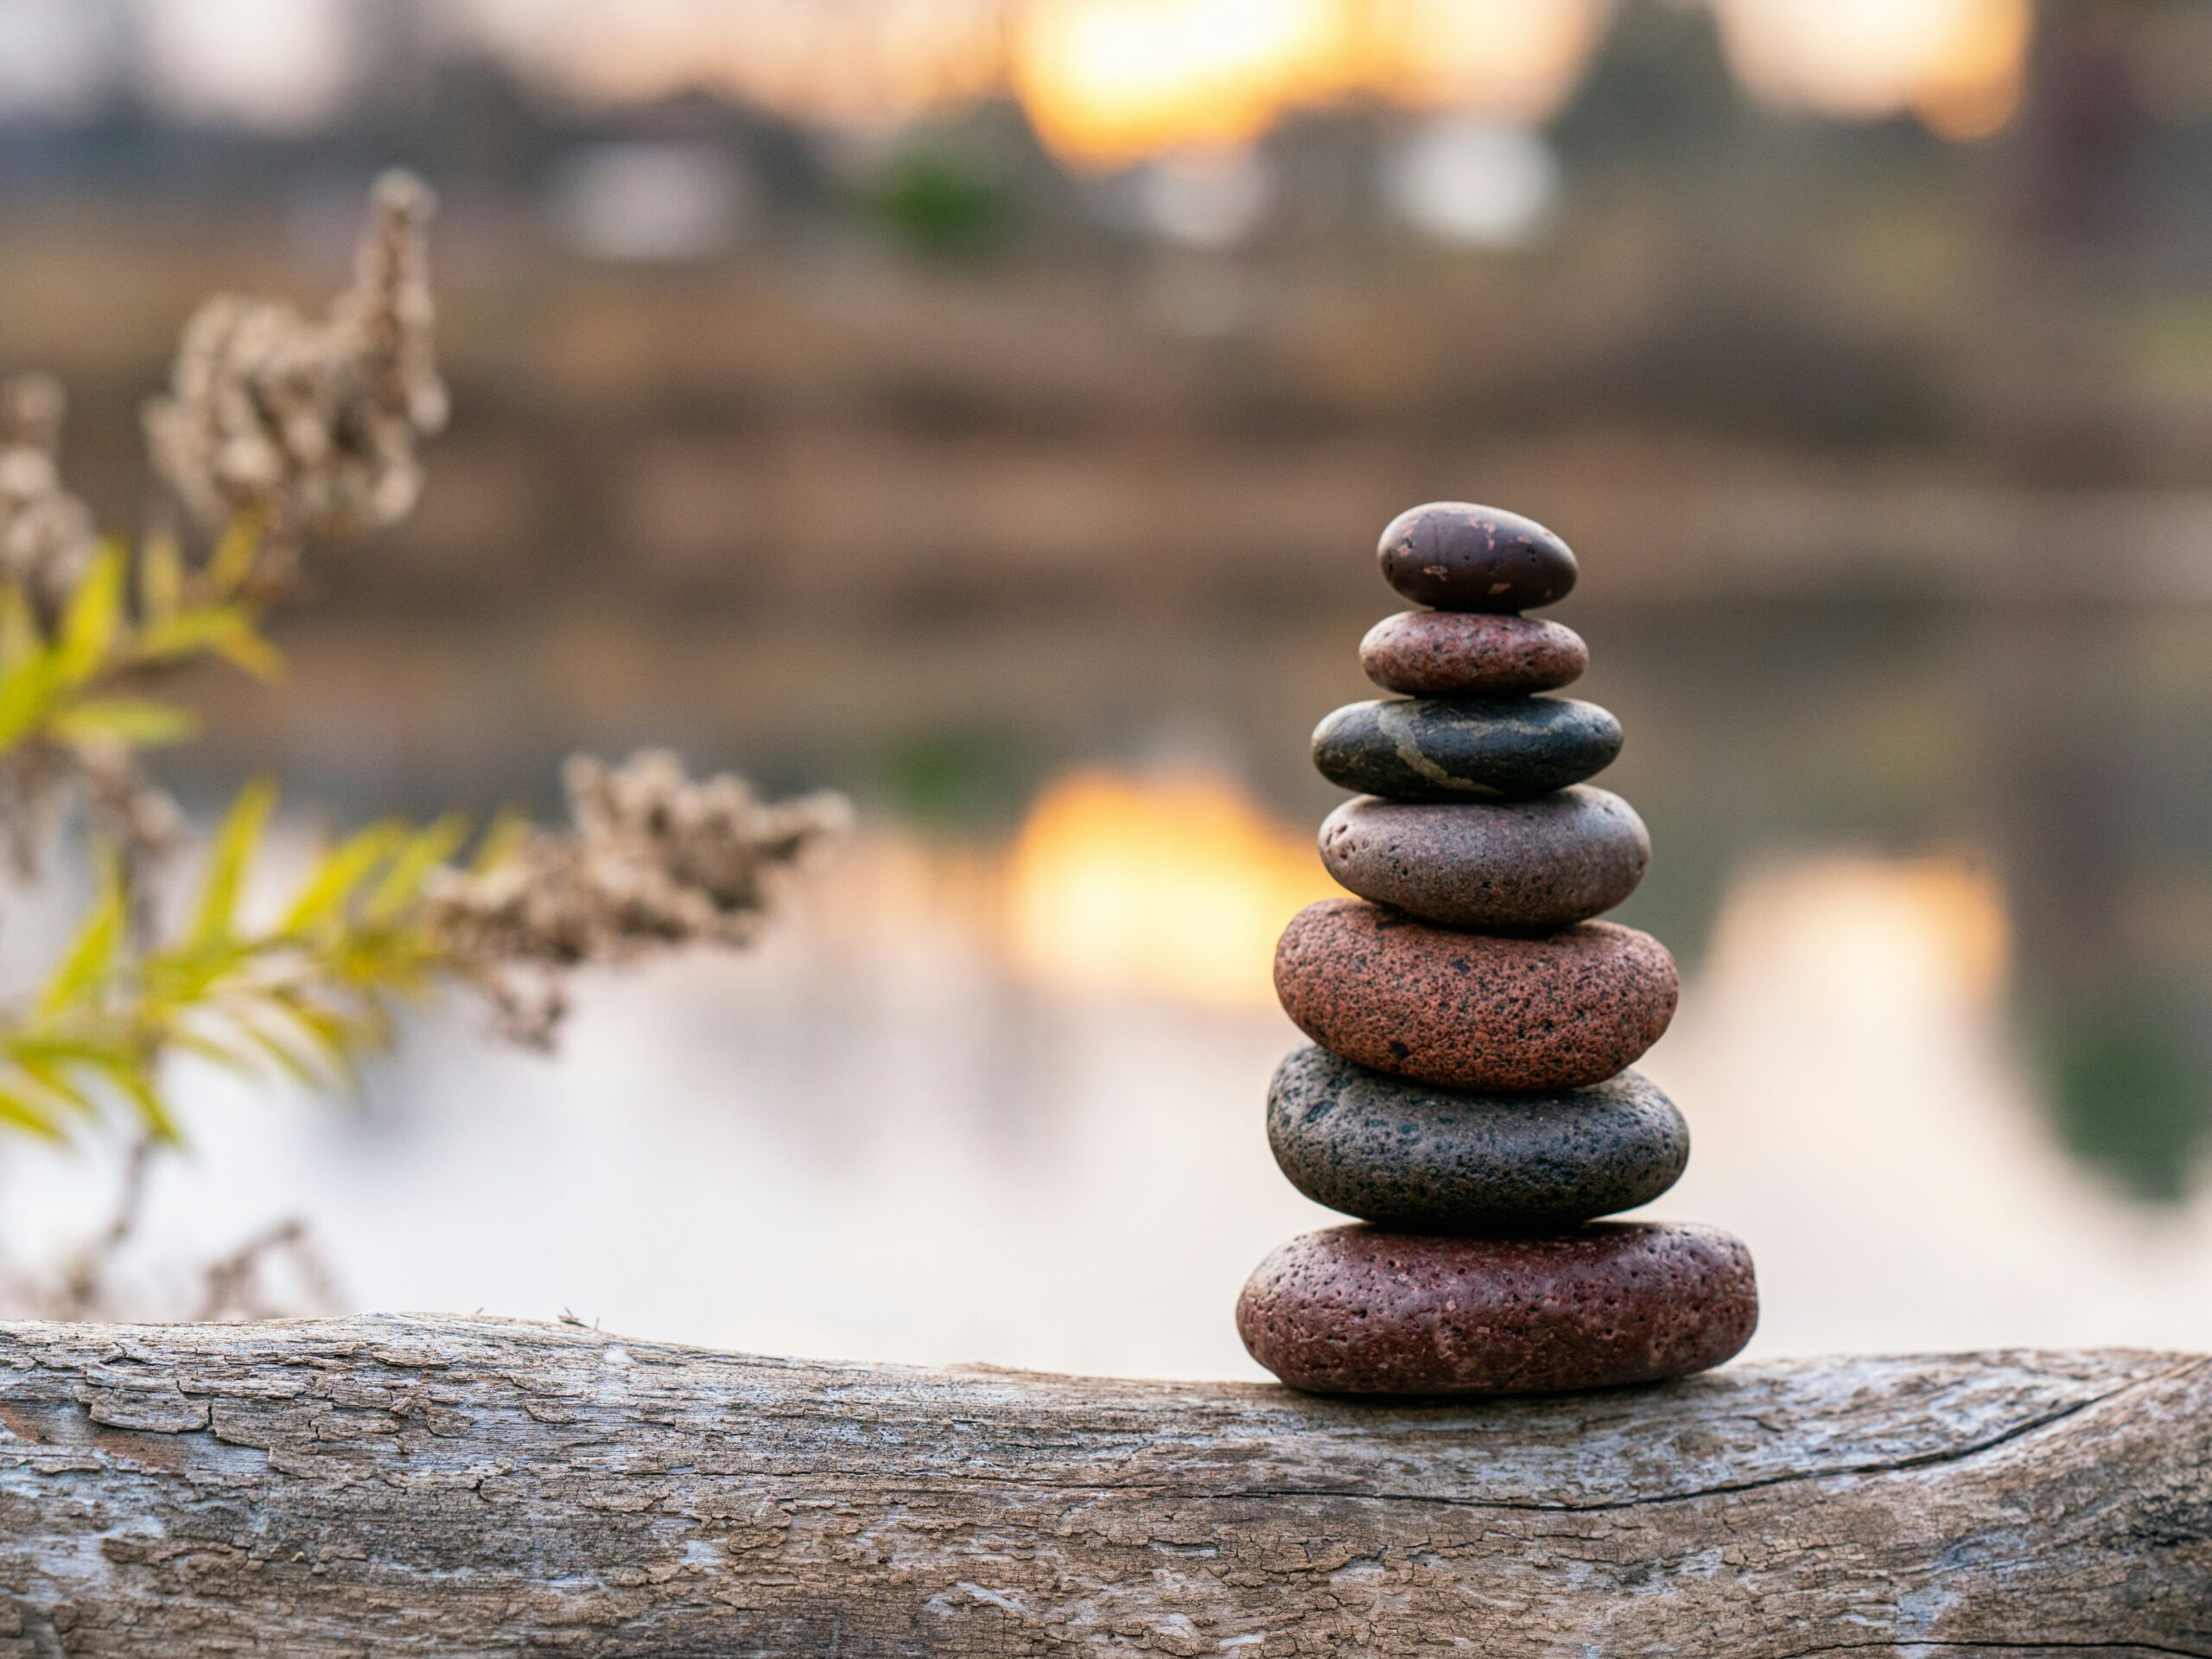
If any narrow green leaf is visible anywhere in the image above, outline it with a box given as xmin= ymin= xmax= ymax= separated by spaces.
xmin=188 ymin=779 xmax=278 ymax=947
xmin=280 ymin=821 xmax=407 ymax=934
xmin=0 ymin=588 xmax=54 ymax=750
xmin=140 ymin=531 xmax=185 ymax=620
xmin=133 ymin=604 xmax=284 ymax=683
xmin=108 ymin=1069 xmax=181 ymax=1144
xmin=0 ymin=1085 xmax=64 ymax=1141
xmin=54 ymin=543 xmax=125 ymax=686
xmin=212 ymin=620 xmax=284 ymax=683
xmin=470 ymin=808 xmax=532 ymax=874
xmin=11 ymin=1058 xmax=99 ymax=1118
xmin=207 ymin=513 xmax=261 ymax=595
xmin=49 ymin=696 xmax=199 ymax=748
xmin=167 ymin=1028 xmax=264 ymax=1077
xmin=39 ymin=868 xmax=125 ymax=1014
xmin=365 ymin=814 xmax=467 ymax=924
xmin=226 ymin=1015 xmax=327 ymax=1090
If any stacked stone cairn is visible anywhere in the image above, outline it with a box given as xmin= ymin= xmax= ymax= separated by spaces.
xmin=1236 ymin=502 xmax=1758 ymax=1395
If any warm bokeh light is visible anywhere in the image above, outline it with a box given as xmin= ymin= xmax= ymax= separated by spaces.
xmin=1001 ymin=769 xmax=1338 ymax=1007
xmin=1010 ymin=0 xmax=1605 ymax=166
xmin=1012 ymin=0 xmax=1352 ymax=167
xmin=1711 ymin=0 xmax=2031 ymax=139
xmin=1702 ymin=854 xmax=2012 ymax=1013
xmin=1363 ymin=0 xmax=1609 ymax=124
xmin=460 ymin=0 xmax=1007 ymax=130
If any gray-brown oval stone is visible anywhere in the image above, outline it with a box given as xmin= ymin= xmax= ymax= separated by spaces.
xmin=1319 ymin=787 xmax=1649 ymax=930
xmin=1236 ymin=1222 xmax=1758 ymax=1394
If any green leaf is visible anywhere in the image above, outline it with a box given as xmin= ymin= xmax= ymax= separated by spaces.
xmin=140 ymin=531 xmax=185 ymax=620
xmin=134 ymin=604 xmax=284 ymax=683
xmin=39 ymin=868 xmax=125 ymax=1014
xmin=188 ymin=778 xmax=278 ymax=947
xmin=166 ymin=1028 xmax=264 ymax=1077
xmin=470 ymin=808 xmax=532 ymax=874
xmin=280 ymin=821 xmax=407 ymax=934
xmin=226 ymin=1015 xmax=327 ymax=1090
xmin=207 ymin=513 xmax=262 ymax=596
xmin=0 ymin=589 xmax=54 ymax=752
xmin=11 ymin=1058 xmax=99 ymax=1118
xmin=365 ymin=814 xmax=467 ymax=924
xmin=54 ymin=543 xmax=125 ymax=686
xmin=48 ymin=695 xmax=199 ymax=748
xmin=0 ymin=1086 xmax=64 ymax=1141
xmin=107 ymin=1068 xmax=181 ymax=1144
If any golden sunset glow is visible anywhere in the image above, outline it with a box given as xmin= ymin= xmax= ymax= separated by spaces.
xmin=1712 ymin=0 xmax=2031 ymax=139
xmin=1001 ymin=769 xmax=1338 ymax=1007
xmin=452 ymin=0 xmax=2044 ymax=162
xmin=1011 ymin=0 xmax=1353 ymax=167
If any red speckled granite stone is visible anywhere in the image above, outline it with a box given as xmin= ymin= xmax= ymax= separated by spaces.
xmin=1319 ymin=787 xmax=1649 ymax=930
xmin=1360 ymin=610 xmax=1589 ymax=697
xmin=1236 ymin=1222 xmax=1758 ymax=1395
xmin=1274 ymin=899 xmax=1676 ymax=1090
xmin=1376 ymin=503 xmax=1578 ymax=612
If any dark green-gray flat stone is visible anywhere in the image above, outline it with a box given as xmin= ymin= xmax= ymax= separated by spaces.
xmin=1311 ymin=695 xmax=1622 ymax=803
xmin=1267 ymin=1046 xmax=1689 ymax=1232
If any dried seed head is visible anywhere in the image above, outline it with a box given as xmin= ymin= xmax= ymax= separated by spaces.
xmin=0 ymin=372 xmax=97 ymax=608
xmin=424 ymin=751 xmax=851 ymax=1043
xmin=143 ymin=170 xmax=449 ymax=546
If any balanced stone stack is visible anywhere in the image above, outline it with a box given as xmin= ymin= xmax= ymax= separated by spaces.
xmin=1236 ymin=502 xmax=1758 ymax=1395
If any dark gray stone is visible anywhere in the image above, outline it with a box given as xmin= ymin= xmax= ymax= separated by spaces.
xmin=1268 ymin=1046 xmax=1689 ymax=1231
xmin=1319 ymin=787 xmax=1649 ymax=929
xmin=1311 ymin=696 xmax=1622 ymax=802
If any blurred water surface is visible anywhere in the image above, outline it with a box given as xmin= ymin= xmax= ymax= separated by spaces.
xmin=3 ymin=591 xmax=2208 ymax=1379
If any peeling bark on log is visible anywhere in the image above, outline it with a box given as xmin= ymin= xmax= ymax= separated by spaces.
xmin=0 ymin=1317 xmax=2207 ymax=1656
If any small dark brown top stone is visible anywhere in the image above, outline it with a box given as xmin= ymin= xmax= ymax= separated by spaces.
xmin=1319 ymin=786 xmax=1650 ymax=930
xmin=1361 ymin=610 xmax=1589 ymax=697
xmin=1236 ymin=1222 xmax=1758 ymax=1395
xmin=1274 ymin=899 xmax=1676 ymax=1090
xmin=1376 ymin=502 xmax=1577 ymax=613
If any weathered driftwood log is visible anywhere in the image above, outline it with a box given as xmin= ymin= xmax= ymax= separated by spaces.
xmin=0 ymin=1317 xmax=2206 ymax=1656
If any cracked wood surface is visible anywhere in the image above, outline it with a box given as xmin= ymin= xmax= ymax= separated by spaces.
xmin=0 ymin=1316 xmax=2207 ymax=1656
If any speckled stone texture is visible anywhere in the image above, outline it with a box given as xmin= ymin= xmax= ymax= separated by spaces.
xmin=1361 ymin=609 xmax=1589 ymax=697
xmin=1274 ymin=899 xmax=1677 ymax=1090
xmin=1376 ymin=502 xmax=1578 ymax=613
xmin=1268 ymin=1046 xmax=1688 ymax=1231
xmin=1236 ymin=1222 xmax=1758 ymax=1394
xmin=1319 ymin=787 xmax=1649 ymax=930
xmin=1311 ymin=696 xmax=1622 ymax=803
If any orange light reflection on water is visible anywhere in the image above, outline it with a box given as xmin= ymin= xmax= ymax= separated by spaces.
xmin=1000 ymin=767 xmax=1339 ymax=1007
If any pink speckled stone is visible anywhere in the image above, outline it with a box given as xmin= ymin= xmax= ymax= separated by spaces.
xmin=1236 ymin=1223 xmax=1758 ymax=1395
xmin=1274 ymin=899 xmax=1676 ymax=1091
xmin=1360 ymin=610 xmax=1589 ymax=697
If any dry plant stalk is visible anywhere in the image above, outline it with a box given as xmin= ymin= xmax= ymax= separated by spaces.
xmin=0 ymin=173 xmax=849 ymax=1320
